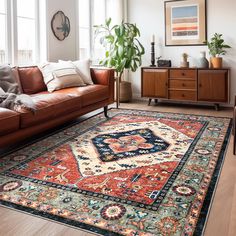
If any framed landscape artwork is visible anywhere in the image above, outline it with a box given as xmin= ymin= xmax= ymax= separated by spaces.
xmin=165 ymin=0 xmax=207 ymax=46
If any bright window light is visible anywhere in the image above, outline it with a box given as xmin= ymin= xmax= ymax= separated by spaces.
xmin=79 ymin=0 xmax=90 ymax=59
xmin=17 ymin=0 xmax=36 ymax=65
xmin=0 ymin=0 xmax=6 ymax=64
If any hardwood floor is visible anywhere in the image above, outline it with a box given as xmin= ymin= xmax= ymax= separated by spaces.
xmin=0 ymin=101 xmax=235 ymax=236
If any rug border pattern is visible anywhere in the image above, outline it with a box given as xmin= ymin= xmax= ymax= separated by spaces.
xmin=0 ymin=108 xmax=232 ymax=236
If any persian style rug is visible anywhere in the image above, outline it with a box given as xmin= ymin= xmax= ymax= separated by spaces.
xmin=0 ymin=109 xmax=232 ymax=235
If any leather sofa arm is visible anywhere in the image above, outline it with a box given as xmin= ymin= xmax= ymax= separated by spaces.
xmin=90 ymin=68 xmax=115 ymax=104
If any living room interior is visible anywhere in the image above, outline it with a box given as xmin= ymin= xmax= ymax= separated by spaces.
xmin=0 ymin=0 xmax=236 ymax=235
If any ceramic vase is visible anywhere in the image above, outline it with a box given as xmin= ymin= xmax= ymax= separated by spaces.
xmin=198 ymin=51 xmax=209 ymax=68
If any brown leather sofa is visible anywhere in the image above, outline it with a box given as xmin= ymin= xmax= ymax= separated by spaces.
xmin=0 ymin=66 xmax=114 ymax=148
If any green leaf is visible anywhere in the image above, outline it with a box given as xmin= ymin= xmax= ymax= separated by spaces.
xmin=105 ymin=18 xmax=111 ymax=27
xmin=115 ymin=28 xmax=120 ymax=37
xmin=206 ymin=33 xmax=231 ymax=56
xmin=118 ymin=45 xmax=124 ymax=57
xmin=93 ymin=18 xmax=145 ymax=74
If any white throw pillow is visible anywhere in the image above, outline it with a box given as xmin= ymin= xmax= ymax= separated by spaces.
xmin=39 ymin=62 xmax=86 ymax=92
xmin=59 ymin=59 xmax=94 ymax=85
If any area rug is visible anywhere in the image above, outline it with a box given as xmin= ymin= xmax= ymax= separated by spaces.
xmin=0 ymin=109 xmax=232 ymax=235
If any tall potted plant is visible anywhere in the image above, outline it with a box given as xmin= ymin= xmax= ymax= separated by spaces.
xmin=205 ymin=33 xmax=231 ymax=68
xmin=94 ymin=18 xmax=145 ymax=106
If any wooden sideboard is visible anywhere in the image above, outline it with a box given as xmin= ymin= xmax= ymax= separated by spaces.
xmin=141 ymin=67 xmax=230 ymax=110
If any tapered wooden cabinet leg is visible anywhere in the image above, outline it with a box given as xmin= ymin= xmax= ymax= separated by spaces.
xmin=148 ymin=99 xmax=152 ymax=106
xmin=155 ymin=99 xmax=158 ymax=104
xmin=214 ymin=104 xmax=219 ymax=111
xmin=104 ymin=106 xmax=109 ymax=118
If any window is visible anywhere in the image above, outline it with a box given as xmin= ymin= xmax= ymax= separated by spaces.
xmin=0 ymin=0 xmax=7 ymax=64
xmin=92 ymin=0 xmax=106 ymax=63
xmin=78 ymin=0 xmax=126 ymax=63
xmin=78 ymin=0 xmax=90 ymax=59
xmin=78 ymin=0 xmax=106 ymax=63
xmin=0 ymin=0 xmax=40 ymax=66
xmin=17 ymin=0 xmax=37 ymax=65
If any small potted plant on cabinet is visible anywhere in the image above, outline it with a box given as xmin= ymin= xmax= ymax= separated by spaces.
xmin=94 ymin=18 xmax=145 ymax=106
xmin=205 ymin=33 xmax=231 ymax=68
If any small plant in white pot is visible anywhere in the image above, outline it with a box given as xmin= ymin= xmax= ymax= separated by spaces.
xmin=94 ymin=18 xmax=145 ymax=106
xmin=205 ymin=33 xmax=231 ymax=68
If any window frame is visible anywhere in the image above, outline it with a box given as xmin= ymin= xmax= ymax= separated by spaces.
xmin=3 ymin=0 xmax=40 ymax=66
xmin=77 ymin=0 xmax=127 ymax=64
xmin=0 ymin=1 xmax=7 ymax=64
xmin=77 ymin=0 xmax=108 ymax=62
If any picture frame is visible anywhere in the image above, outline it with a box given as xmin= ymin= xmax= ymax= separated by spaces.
xmin=165 ymin=0 xmax=207 ymax=46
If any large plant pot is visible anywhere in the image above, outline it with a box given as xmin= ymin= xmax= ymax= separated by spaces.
xmin=211 ymin=57 xmax=223 ymax=68
xmin=120 ymin=81 xmax=132 ymax=102
xmin=115 ymin=81 xmax=132 ymax=102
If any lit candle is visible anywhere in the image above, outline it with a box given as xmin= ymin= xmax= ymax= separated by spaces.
xmin=151 ymin=34 xmax=155 ymax=43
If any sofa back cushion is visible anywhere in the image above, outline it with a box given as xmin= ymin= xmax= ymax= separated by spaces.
xmin=18 ymin=66 xmax=47 ymax=94
xmin=12 ymin=67 xmax=23 ymax=93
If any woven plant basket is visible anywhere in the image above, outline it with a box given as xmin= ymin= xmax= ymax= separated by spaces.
xmin=115 ymin=81 xmax=132 ymax=103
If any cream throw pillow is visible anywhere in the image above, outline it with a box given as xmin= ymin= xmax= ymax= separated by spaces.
xmin=59 ymin=59 xmax=94 ymax=85
xmin=39 ymin=62 xmax=85 ymax=92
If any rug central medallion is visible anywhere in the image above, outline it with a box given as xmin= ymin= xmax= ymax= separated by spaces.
xmin=73 ymin=117 xmax=194 ymax=179
xmin=92 ymin=128 xmax=170 ymax=162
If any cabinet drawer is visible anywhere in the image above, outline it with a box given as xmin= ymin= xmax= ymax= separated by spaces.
xmin=169 ymin=90 xmax=196 ymax=101
xmin=169 ymin=79 xmax=196 ymax=89
xmin=169 ymin=69 xmax=196 ymax=79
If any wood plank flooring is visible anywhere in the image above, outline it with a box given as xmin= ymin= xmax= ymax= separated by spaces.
xmin=0 ymin=101 xmax=235 ymax=236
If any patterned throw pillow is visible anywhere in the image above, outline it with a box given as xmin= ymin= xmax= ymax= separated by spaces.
xmin=39 ymin=62 xmax=86 ymax=92
xmin=59 ymin=59 xmax=94 ymax=85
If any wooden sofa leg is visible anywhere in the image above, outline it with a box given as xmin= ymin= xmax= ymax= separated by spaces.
xmin=234 ymin=124 xmax=236 ymax=155
xmin=233 ymin=106 xmax=236 ymax=155
xmin=104 ymin=106 xmax=109 ymax=118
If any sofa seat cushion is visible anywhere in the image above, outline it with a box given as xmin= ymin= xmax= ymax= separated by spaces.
xmin=0 ymin=108 xmax=20 ymax=135
xmin=53 ymin=85 xmax=109 ymax=107
xmin=80 ymin=85 xmax=109 ymax=107
xmin=19 ymin=93 xmax=82 ymax=128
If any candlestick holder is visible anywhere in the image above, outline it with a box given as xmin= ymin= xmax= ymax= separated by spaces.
xmin=150 ymin=42 xmax=156 ymax=67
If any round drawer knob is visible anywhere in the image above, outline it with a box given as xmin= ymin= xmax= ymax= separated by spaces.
xmin=182 ymin=94 xmax=185 ymax=97
xmin=182 ymin=83 xmax=185 ymax=87
xmin=182 ymin=73 xmax=185 ymax=76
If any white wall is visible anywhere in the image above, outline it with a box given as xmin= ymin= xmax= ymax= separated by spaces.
xmin=46 ymin=0 xmax=77 ymax=62
xmin=128 ymin=0 xmax=236 ymax=105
